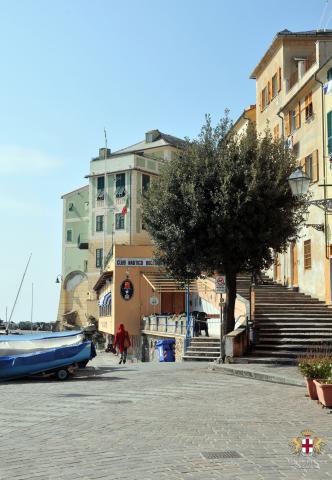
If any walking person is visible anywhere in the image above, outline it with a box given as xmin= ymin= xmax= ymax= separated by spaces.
xmin=113 ymin=324 xmax=131 ymax=364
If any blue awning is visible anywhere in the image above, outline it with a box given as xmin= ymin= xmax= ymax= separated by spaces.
xmin=99 ymin=291 xmax=112 ymax=307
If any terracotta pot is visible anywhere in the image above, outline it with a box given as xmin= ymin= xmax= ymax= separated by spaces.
xmin=305 ymin=377 xmax=318 ymax=400
xmin=313 ymin=380 xmax=332 ymax=407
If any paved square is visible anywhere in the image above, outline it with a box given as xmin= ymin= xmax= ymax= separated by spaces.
xmin=1 ymin=353 xmax=332 ymax=479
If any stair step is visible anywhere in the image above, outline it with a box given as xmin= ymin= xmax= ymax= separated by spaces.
xmin=183 ymin=355 xmax=218 ymax=362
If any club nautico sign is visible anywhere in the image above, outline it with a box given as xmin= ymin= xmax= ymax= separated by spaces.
xmin=115 ymin=258 xmax=160 ymax=267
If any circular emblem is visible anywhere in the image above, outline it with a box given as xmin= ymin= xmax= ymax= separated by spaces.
xmin=120 ymin=279 xmax=134 ymax=301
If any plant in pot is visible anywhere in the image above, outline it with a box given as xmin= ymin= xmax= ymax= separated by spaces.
xmin=298 ymin=357 xmax=332 ymax=400
xmin=314 ymin=376 xmax=332 ymax=407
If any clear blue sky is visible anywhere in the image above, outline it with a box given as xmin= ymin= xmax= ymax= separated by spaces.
xmin=0 ymin=0 xmax=328 ymax=324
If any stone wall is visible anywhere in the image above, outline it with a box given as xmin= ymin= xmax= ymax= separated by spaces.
xmin=141 ymin=332 xmax=186 ymax=363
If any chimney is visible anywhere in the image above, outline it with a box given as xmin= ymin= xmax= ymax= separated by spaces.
xmin=99 ymin=147 xmax=111 ymax=159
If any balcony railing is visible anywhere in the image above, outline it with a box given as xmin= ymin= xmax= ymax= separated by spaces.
xmin=141 ymin=315 xmax=188 ymax=335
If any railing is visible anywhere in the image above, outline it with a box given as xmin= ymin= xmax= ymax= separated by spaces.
xmin=104 ymin=246 xmax=114 ymax=269
xmin=141 ymin=315 xmax=189 ymax=335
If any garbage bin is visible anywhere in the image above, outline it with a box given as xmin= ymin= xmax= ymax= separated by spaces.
xmin=156 ymin=339 xmax=175 ymax=362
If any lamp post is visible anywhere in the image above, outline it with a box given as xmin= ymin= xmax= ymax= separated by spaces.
xmin=288 ymin=167 xmax=332 ymax=232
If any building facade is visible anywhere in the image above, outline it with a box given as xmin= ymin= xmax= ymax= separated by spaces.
xmin=57 ymin=130 xmax=184 ymax=329
xmin=250 ymin=29 xmax=332 ymax=302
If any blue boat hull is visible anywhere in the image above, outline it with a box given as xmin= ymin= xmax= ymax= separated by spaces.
xmin=0 ymin=341 xmax=95 ymax=380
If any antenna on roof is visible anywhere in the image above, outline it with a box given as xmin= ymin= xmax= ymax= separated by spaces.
xmin=318 ymin=0 xmax=329 ymax=30
xmin=325 ymin=3 xmax=332 ymax=30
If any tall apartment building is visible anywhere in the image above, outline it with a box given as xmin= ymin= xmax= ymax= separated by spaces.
xmin=250 ymin=29 xmax=332 ymax=302
xmin=57 ymin=130 xmax=184 ymax=329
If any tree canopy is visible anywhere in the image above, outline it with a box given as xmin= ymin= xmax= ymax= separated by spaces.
xmin=142 ymin=114 xmax=307 ymax=333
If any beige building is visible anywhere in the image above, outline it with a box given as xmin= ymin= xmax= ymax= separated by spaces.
xmin=250 ymin=29 xmax=332 ymax=302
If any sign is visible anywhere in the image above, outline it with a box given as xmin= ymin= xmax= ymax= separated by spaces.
xmin=120 ymin=279 xmax=134 ymax=301
xmin=215 ymin=275 xmax=226 ymax=294
xmin=116 ymin=258 xmax=159 ymax=267
xmin=149 ymin=296 xmax=159 ymax=306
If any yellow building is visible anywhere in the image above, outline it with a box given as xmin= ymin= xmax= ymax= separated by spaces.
xmin=250 ymin=29 xmax=332 ymax=302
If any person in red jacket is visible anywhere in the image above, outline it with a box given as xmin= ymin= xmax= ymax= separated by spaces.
xmin=113 ymin=324 xmax=131 ymax=364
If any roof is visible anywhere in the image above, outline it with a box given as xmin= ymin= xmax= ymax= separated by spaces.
xmin=232 ymin=105 xmax=256 ymax=132
xmin=92 ymin=130 xmax=185 ymax=160
xmin=93 ymin=271 xmax=113 ymax=292
xmin=250 ymin=29 xmax=332 ymax=79
xmin=61 ymin=185 xmax=88 ymax=199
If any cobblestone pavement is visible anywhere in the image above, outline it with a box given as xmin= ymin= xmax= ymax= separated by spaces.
xmin=1 ymin=353 xmax=332 ymax=480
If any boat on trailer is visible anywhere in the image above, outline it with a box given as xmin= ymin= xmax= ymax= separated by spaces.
xmin=0 ymin=331 xmax=96 ymax=381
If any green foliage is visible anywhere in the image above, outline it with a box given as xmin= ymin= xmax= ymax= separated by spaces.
xmin=143 ymin=113 xmax=306 ymax=281
xmin=298 ymin=358 xmax=332 ymax=379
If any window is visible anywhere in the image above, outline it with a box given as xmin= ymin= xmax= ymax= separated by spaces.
xmin=115 ymin=213 xmax=125 ymax=230
xmin=96 ymin=248 xmax=103 ymax=268
xmin=272 ymin=73 xmax=278 ymax=99
xmin=304 ymin=240 xmax=311 ymax=270
xmin=327 ymin=68 xmax=332 ymax=81
xmin=305 ymin=154 xmax=313 ymax=181
xmin=96 ymin=215 xmax=104 ymax=232
xmin=84 ymin=260 xmax=88 ymax=273
xmin=68 ymin=202 xmax=74 ymax=211
xmin=142 ymin=174 xmax=150 ymax=194
xmin=290 ymin=109 xmax=297 ymax=133
xmin=305 ymin=93 xmax=313 ymax=120
xmin=66 ymin=230 xmax=72 ymax=242
xmin=97 ymin=176 xmax=105 ymax=200
xmin=260 ymin=86 xmax=269 ymax=111
xmin=116 ymin=173 xmax=126 ymax=198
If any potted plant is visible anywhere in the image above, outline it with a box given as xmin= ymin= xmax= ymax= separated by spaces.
xmin=298 ymin=358 xmax=332 ymax=400
xmin=314 ymin=377 xmax=332 ymax=407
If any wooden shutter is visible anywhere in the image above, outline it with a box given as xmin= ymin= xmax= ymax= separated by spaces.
xmin=268 ymin=80 xmax=272 ymax=103
xmin=273 ymin=124 xmax=280 ymax=139
xmin=296 ymin=101 xmax=301 ymax=129
xmin=300 ymin=157 xmax=305 ymax=169
xmin=312 ymin=149 xmax=319 ymax=182
xmin=260 ymin=89 xmax=263 ymax=112
xmin=277 ymin=67 xmax=282 ymax=92
xmin=285 ymin=112 xmax=290 ymax=137
xmin=304 ymin=240 xmax=312 ymax=269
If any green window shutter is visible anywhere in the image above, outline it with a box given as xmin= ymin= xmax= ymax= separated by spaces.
xmin=328 ymin=68 xmax=332 ymax=81
xmin=327 ymin=111 xmax=332 ymax=154
xmin=136 ymin=208 xmax=141 ymax=234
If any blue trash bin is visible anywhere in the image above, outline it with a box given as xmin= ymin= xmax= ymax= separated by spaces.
xmin=156 ymin=339 xmax=175 ymax=362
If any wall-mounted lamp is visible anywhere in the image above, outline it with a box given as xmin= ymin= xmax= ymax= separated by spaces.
xmin=55 ymin=274 xmax=63 ymax=284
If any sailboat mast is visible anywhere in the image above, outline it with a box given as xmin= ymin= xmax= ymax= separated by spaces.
xmin=7 ymin=253 xmax=32 ymax=331
xmin=30 ymin=282 xmax=34 ymax=333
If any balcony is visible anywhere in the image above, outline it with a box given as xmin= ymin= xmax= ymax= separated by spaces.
xmin=77 ymin=234 xmax=89 ymax=250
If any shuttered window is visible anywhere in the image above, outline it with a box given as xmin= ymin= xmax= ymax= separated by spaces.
xmin=115 ymin=213 xmax=125 ymax=230
xmin=305 ymin=93 xmax=313 ymax=120
xmin=272 ymin=73 xmax=278 ymax=98
xmin=328 ymin=68 xmax=332 ymax=81
xmin=66 ymin=230 xmax=72 ymax=242
xmin=278 ymin=67 xmax=282 ymax=92
xmin=312 ymin=149 xmax=319 ymax=182
xmin=273 ymin=124 xmax=280 ymax=139
xmin=285 ymin=112 xmax=290 ymax=137
xmin=96 ymin=248 xmax=103 ymax=268
xmin=96 ymin=215 xmax=104 ymax=232
xmin=304 ymin=240 xmax=312 ymax=269
xmin=296 ymin=101 xmax=301 ymax=129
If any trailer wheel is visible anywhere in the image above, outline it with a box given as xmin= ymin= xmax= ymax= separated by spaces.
xmin=56 ymin=368 xmax=69 ymax=381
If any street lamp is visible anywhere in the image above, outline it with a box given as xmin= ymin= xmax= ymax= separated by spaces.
xmin=287 ymin=167 xmax=310 ymax=197
xmin=288 ymin=167 xmax=332 ymax=232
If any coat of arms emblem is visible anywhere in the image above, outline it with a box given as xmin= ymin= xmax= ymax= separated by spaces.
xmin=289 ymin=430 xmax=325 ymax=457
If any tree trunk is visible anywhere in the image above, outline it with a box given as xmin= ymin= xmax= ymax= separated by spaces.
xmin=224 ymin=269 xmax=237 ymax=334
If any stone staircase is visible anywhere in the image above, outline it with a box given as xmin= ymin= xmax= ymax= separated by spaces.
xmin=182 ymin=337 xmax=221 ymax=362
xmin=251 ymin=280 xmax=332 ymax=359
xmin=183 ymin=272 xmax=332 ymax=362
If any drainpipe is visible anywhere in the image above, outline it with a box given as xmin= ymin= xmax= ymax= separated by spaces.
xmin=314 ymin=72 xmax=328 ymax=259
xmin=277 ymin=111 xmax=286 ymax=284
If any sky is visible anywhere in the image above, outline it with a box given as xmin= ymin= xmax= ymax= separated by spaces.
xmin=0 ymin=0 xmax=329 ymax=325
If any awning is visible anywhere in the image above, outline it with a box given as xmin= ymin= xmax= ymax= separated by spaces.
xmin=99 ymin=291 xmax=112 ymax=307
xmin=93 ymin=271 xmax=113 ymax=292
xmin=141 ymin=272 xmax=217 ymax=293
